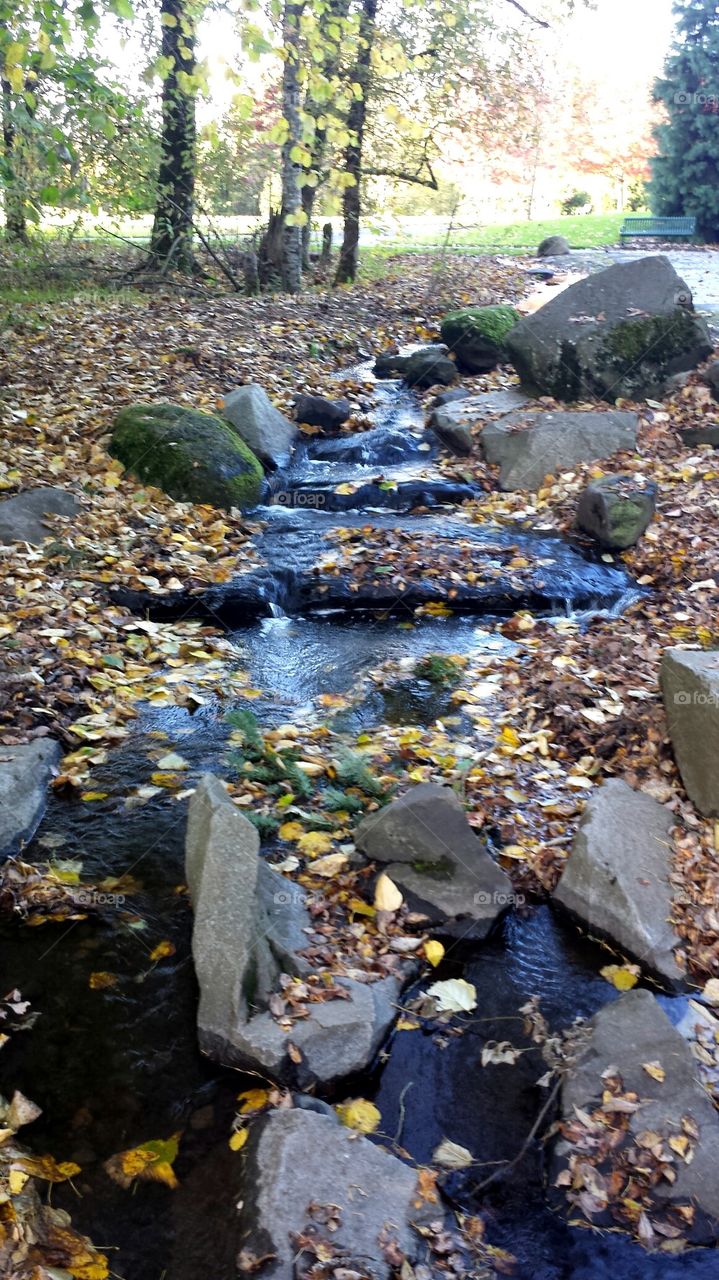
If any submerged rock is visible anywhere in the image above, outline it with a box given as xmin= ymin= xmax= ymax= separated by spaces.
xmin=0 ymin=739 xmax=61 ymax=858
xmin=306 ymin=425 xmax=427 ymax=466
xmin=575 ymin=475 xmax=657 ymax=549
xmin=480 ymin=409 xmax=638 ymax=491
xmin=0 ymin=487 xmax=77 ymax=546
xmin=553 ymin=779 xmax=683 ymax=985
xmin=356 ymin=783 xmax=511 ymax=933
xmin=661 ymin=648 xmax=719 ymax=816
xmin=440 ymin=304 xmax=520 ymax=374
xmin=552 ymin=989 xmax=719 ymax=1245
xmin=505 ymin=256 xmax=712 ymax=402
xmin=186 ymin=776 xmax=403 ymax=1085
xmin=223 ymin=384 xmax=297 ymax=470
xmin=294 ymin=392 xmax=351 ymax=432
xmin=110 ymin=403 xmax=264 ymax=510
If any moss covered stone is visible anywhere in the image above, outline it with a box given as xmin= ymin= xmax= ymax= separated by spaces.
xmin=110 ymin=403 xmax=264 ymax=510
xmin=440 ymin=305 xmax=520 ymax=374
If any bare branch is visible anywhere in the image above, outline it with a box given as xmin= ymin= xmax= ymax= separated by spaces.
xmin=364 ymin=166 xmax=439 ymax=190
xmin=503 ymin=0 xmax=550 ymax=27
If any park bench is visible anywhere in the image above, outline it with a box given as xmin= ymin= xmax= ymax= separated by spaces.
xmin=620 ymin=215 xmax=697 ymax=243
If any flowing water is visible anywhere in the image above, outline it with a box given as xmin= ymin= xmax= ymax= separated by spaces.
xmin=2 ymin=361 xmax=715 ymax=1280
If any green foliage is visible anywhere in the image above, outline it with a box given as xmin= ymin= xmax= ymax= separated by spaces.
xmin=441 ymin=304 xmax=520 ymax=348
xmin=333 ymin=747 xmax=386 ymax=799
xmin=560 ymin=190 xmax=592 ymax=215
xmin=225 ymin=709 xmax=314 ymax=799
xmin=322 ymin=785 xmax=364 ymax=813
xmin=226 ymin=708 xmax=265 ymax=754
xmin=651 ymin=0 xmax=719 ymax=240
xmin=413 ymin=654 xmax=464 ymax=687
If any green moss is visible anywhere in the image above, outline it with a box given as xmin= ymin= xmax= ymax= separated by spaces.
xmin=441 ymin=304 xmax=520 ymax=348
xmin=603 ymin=312 xmax=701 ymax=366
xmin=414 ymin=653 xmax=463 ymax=687
xmin=110 ymin=403 xmax=263 ymax=510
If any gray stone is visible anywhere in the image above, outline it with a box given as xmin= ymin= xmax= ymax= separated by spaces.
xmin=553 ymin=779 xmax=682 ymax=985
xmin=553 ymin=990 xmax=719 ymax=1243
xmin=538 ymin=235 xmax=570 ymax=256
xmin=223 ymin=384 xmax=297 ymax=471
xmin=701 ymin=359 xmax=719 ymax=398
xmin=481 ymin=409 xmax=638 ymax=491
xmin=433 ymin=387 xmax=469 ymax=408
xmin=0 ymin=488 xmax=77 ymax=545
xmin=505 ymin=256 xmax=712 ymax=402
xmin=356 ymin=783 xmax=512 ymax=931
xmin=661 ymin=649 xmax=719 ymax=815
xmin=186 ymin=776 xmax=403 ymax=1086
xmin=294 ymin=393 xmax=351 ymax=432
xmin=234 ymin=1110 xmax=429 ymax=1279
xmin=431 ymin=417 xmax=473 ymax=456
xmin=0 ymin=738 xmax=61 ymax=858
xmin=375 ymin=345 xmax=456 ymax=389
xmin=678 ymin=422 xmax=719 ymax=448
xmin=440 ymin=305 xmax=520 ymax=375
xmin=430 ymin=387 xmax=530 ymax=454
xmin=575 ymin=475 xmax=657 ymax=549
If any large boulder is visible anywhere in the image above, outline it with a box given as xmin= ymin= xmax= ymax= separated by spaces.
xmin=440 ymin=305 xmax=520 ymax=374
xmin=505 ymin=256 xmax=712 ymax=402
xmin=0 ymin=739 xmax=61 ymax=858
xmin=553 ymin=779 xmax=683 ymax=985
xmin=186 ymin=776 xmax=403 ymax=1085
xmin=223 ymin=385 xmax=297 ymax=470
xmin=538 ymin=235 xmax=570 ymax=256
xmin=173 ymin=1109 xmax=434 ymax=1280
xmin=575 ymin=475 xmax=657 ymax=549
xmin=552 ymin=989 xmax=719 ymax=1245
xmin=355 ymin=783 xmax=512 ymax=935
xmin=480 ymin=409 xmax=638 ymax=491
xmin=661 ymin=649 xmax=719 ymax=815
xmin=294 ymin=392 xmax=350 ymax=432
xmin=0 ymin=488 xmax=77 ymax=546
xmin=110 ymin=404 xmax=264 ymax=510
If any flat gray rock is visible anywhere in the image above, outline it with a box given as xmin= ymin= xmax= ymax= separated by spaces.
xmin=678 ymin=422 xmax=719 ymax=447
xmin=235 ymin=1110 xmax=428 ymax=1279
xmin=385 ymin=856 xmax=511 ymax=939
xmin=0 ymin=488 xmax=77 ymax=545
xmin=480 ymin=409 xmax=638 ymax=491
xmin=0 ymin=739 xmax=61 ymax=858
xmin=186 ymin=776 xmax=404 ymax=1086
xmin=223 ymin=384 xmax=297 ymax=471
xmin=553 ymin=990 xmax=719 ymax=1244
xmin=661 ymin=648 xmax=719 ymax=815
xmin=553 ymin=779 xmax=682 ymax=985
xmin=429 ymin=388 xmax=530 ymax=457
xmin=506 ymin=256 xmax=712 ymax=402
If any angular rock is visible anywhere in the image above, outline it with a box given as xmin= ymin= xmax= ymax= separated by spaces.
xmin=575 ymin=475 xmax=657 ymax=549
xmin=173 ymin=1110 xmax=432 ymax=1280
xmin=553 ymin=779 xmax=682 ymax=985
xmin=430 ymin=386 xmax=530 ymax=455
xmin=701 ymin=359 xmax=719 ymax=399
xmin=294 ymin=392 xmax=351 ymax=432
xmin=433 ymin=387 xmax=469 ymax=408
xmin=430 ymin=417 xmax=473 ymax=456
xmin=0 ymin=488 xmax=77 ymax=546
xmin=375 ymin=345 xmax=456 ymax=389
xmin=678 ymin=422 xmax=719 ymax=448
xmin=481 ymin=409 xmax=638 ymax=491
xmin=661 ymin=648 xmax=719 ymax=815
xmin=356 ymin=783 xmax=511 ymax=932
xmin=0 ymin=739 xmax=61 ymax=858
xmin=538 ymin=235 xmax=570 ymax=256
xmin=110 ymin=403 xmax=264 ymax=510
xmin=306 ymin=426 xmax=427 ymax=466
xmin=223 ymin=384 xmax=297 ymax=470
xmin=505 ymin=256 xmax=712 ymax=402
xmin=440 ymin=304 xmax=520 ymax=374
xmin=186 ymin=776 xmax=403 ymax=1085
xmin=553 ymin=990 xmax=719 ymax=1243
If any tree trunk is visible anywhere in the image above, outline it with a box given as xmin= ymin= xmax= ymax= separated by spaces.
xmin=1 ymin=60 xmax=29 ymax=244
xmin=280 ymin=0 xmax=305 ymax=293
xmin=149 ymin=0 xmax=197 ymax=273
xmin=334 ymin=0 xmax=377 ymax=285
xmin=300 ymin=0 xmax=351 ymax=270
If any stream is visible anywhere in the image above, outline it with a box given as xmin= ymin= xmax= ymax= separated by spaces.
xmin=2 ymin=360 xmax=716 ymax=1280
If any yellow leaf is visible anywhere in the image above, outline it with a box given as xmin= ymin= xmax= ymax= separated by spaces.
xmin=229 ymin=1127 xmax=249 ymax=1151
xmin=310 ymin=852 xmax=348 ymax=877
xmin=374 ymin=872 xmax=403 ymax=912
xmin=237 ymin=1088 xmax=270 ymax=1114
xmin=80 ymin=791 xmax=109 ymax=802
xmin=149 ymin=940 xmax=175 ymax=963
xmin=397 ymin=1016 xmax=421 ymax=1031
xmin=642 ymin=1060 xmax=666 ymax=1083
xmin=296 ymin=830 xmax=333 ymax=858
xmin=8 ymin=1168 xmax=28 ymax=1194
xmin=89 ymin=972 xmax=118 ymax=990
xmin=348 ymin=896 xmax=376 ymax=918
xmin=600 ymin=964 xmax=639 ymax=990
xmin=150 ymin=771 xmax=183 ymax=788
xmin=423 ymin=940 xmax=445 ymax=967
xmin=279 ymin=820 xmax=305 ymax=841
xmin=669 ymin=1134 xmax=691 ymax=1159
xmin=335 ymin=1098 xmax=381 ymax=1133
xmin=500 ymin=726 xmax=521 ymax=748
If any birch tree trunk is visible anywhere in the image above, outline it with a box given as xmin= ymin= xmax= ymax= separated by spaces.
xmin=334 ymin=0 xmax=377 ymax=285
xmin=149 ymin=0 xmax=197 ymax=273
xmin=280 ymin=0 xmax=305 ymax=293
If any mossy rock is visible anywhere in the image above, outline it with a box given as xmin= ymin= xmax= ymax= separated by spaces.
xmin=440 ymin=305 xmax=520 ymax=374
xmin=110 ymin=403 xmax=264 ymax=510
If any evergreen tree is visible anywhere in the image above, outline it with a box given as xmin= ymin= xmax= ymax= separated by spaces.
xmin=651 ymin=0 xmax=719 ymax=241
